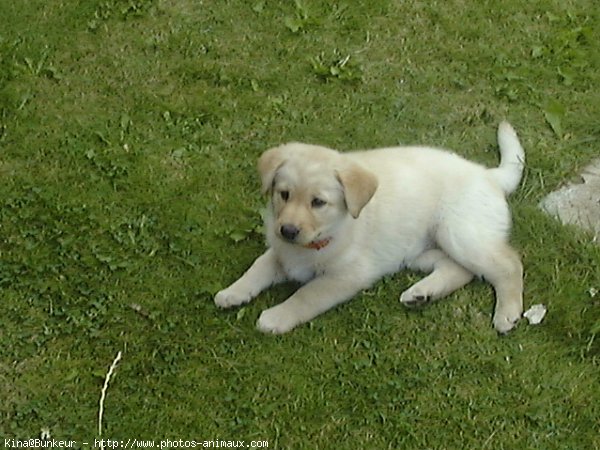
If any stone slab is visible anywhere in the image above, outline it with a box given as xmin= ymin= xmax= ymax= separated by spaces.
xmin=539 ymin=158 xmax=600 ymax=243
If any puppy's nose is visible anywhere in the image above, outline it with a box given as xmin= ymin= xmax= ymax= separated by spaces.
xmin=280 ymin=224 xmax=300 ymax=241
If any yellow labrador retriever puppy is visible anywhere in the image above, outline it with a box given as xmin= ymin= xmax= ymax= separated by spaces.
xmin=215 ymin=122 xmax=525 ymax=334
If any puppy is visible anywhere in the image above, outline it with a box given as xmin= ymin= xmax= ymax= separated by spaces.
xmin=215 ymin=122 xmax=525 ymax=334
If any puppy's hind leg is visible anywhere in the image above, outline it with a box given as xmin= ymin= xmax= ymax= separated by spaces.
xmin=400 ymin=249 xmax=474 ymax=307
xmin=483 ymin=243 xmax=523 ymax=334
xmin=441 ymin=238 xmax=523 ymax=334
xmin=436 ymin=181 xmax=524 ymax=333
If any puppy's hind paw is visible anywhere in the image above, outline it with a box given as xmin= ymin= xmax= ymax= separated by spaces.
xmin=492 ymin=311 xmax=521 ymax=334
xmin=214 ymin=288 xmax=252 ymax=309
xmin=400 ymin=288 xmax=432 ymax=307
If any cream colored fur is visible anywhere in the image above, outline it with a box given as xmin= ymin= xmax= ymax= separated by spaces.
xmin=215 ymin=122 xmax=525 ymax=334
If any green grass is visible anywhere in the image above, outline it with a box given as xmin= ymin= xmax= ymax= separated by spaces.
xmin=1 ymin=0 xmax=599 ymax=447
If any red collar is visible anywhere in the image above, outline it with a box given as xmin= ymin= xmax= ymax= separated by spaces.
xmin=304 ymin=237 xmax=332 ymax=250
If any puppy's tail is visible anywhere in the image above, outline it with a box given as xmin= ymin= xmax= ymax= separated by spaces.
xmin=489 ymin=121 xmax=525 ymax=195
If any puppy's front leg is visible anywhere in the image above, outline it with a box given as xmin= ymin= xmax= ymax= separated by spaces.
xmin=257 ymin=275 xmax=368 ymax=334
xmin=215 ymin=248 xmax=285 ymax=308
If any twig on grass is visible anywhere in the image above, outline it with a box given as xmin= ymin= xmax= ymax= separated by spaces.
xmin=98 ymin=351 xmax=122 ymax=449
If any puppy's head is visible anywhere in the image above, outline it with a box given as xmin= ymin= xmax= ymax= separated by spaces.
xmin=258 ymin=143 xmax=378 ymax=248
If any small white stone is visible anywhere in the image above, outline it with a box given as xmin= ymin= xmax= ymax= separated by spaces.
xmin=523 ymin=304 xmax=547 ymax=325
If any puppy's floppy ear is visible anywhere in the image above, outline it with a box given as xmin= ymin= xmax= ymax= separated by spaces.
xmin=258 ymin=146 xmax=286 ymax=193
xmin=336 ymin=163 xmax=378 ymax=218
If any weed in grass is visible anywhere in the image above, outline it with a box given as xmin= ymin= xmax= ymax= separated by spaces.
xmin=283 ymin=1 xmax=312 ymax=34
xmin=311 ymin=51 xmax=363 ymax=83
xmin=87 ymin=0 xmax=156 ymax=32
xmin=543 ymin=99 xmax=566 ymax=138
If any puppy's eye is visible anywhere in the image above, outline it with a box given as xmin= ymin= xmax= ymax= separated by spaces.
xmin=311 ymin=197 xmax=326 ymax=208
xmin=280 ymin=190 xmax=290 ymax=201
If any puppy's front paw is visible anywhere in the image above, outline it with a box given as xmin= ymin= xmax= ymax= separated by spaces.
xmin=214 ymin=288 xmax=251 ymax=309
xmin=256 ymin=305 xmax=299 ymax=334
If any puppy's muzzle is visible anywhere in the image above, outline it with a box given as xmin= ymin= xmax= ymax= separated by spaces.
xmin=280 ymin=224 xmax=300 ymax=242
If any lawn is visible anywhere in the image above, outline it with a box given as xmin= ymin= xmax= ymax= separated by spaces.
xmin=1 ymin=0 xmax=599 ymax=448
